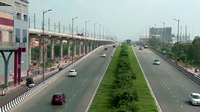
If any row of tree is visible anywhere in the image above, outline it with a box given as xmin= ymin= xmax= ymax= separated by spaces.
xmin=146 ymin=36 xmax=200 ymax=67
xmin=112 ymin=43 xmax=139 ymax=112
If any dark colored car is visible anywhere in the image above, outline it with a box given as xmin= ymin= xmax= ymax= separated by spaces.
xmin=51 ymin=93 xmax=66 ymax=105
xmin=104 ymin=47 xmax=108 ymax=50
xmin=26 ymin=78 xmax=34 ymax=86
xmin=113 ymin=45 xmax=116 ymax=47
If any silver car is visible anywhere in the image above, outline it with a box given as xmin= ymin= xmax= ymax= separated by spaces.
xmin=101 ymin=53 xmax=106 ymax=57
xmin=189 ymin=93 xmax=200 ymax=105
xmin=154 ymin=59 xmax=160 ymax=65
xmin=68 ymin=69 xmax=77 ymax=77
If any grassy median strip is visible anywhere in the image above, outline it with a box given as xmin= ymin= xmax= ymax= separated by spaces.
xmin=128 ymin=46 xmax=158 ymax=112
xmin=89 ymin=46 xmax=158 ymax=112
xmin=89 ymin=47 xmax=121 ymax=112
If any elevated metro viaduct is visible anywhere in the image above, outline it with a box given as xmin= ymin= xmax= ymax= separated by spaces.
xmin=28 ymin=28 xmax=114 ymax=65
xmin=1 ymin=28 xmax=114 ymax=88
xmin=0 ymin=43 xmax=26 ymax=88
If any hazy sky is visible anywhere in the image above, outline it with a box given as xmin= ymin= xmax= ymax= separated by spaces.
xmin=29 ymin=0 xmax=200 ymax=41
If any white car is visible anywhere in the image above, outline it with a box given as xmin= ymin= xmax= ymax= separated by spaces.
xmin=68 ymin=69 xmax=77 ymax=77
xmin=101 ymin=53 xmax=106 ymax=57
xmin=189 ymin=93 xmax=200 ymax=105
xmin=154 ymin=59 xmax=160 ymax=65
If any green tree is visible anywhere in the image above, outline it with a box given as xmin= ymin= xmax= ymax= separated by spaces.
xmin=147 ymin=36 xmax=160 ymax=48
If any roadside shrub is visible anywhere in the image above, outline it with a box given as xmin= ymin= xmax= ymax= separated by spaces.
xmin=167 ymin=52 xmax=174 ymax=59
xmin=113 ymin=89 xmax=134 ymax=106
xmin=116 ymin=75 xmax=133 ymax=89
xmin=118 ymin=68 xmax=127 ymax=74
xmin=128 ymin=102 xmax=139 ymax=112
xmin=179 ymin=54 xmax=187 ymax=62
xmin=133 ymin=90 xmax=139 ymax=101
xmin=118 ymin=57 xmax=131 ymax=71
xmin=112 ymin=106 xmax=132 ymax=112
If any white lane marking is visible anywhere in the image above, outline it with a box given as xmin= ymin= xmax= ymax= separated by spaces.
xmin=165 ymin=84 xmax=167 ymax=86
xmin=73 ymin=94 xmax=75 ymax=97
xmin=132 ymin=48 xmax=162 ymax=112
xmin=85 ymin=48 xmax=116 ymax=112
xmin=65 ymin=104 xmax=67 ymax=107
xmin=173 ymin=95 xmax=175 ymax=97
xmin=60 ymin=111 xmax=62 ymax=112
xmin=168 ymin=88 xmax=169 ymax=90
xmin=76 ymin=90 xmax=78 ymax=92
xmin=186 ymin=89 xmax=188 ymax=91
xmin=183 ymin=85 xmax=185 ymax=87
xmin=69 ymin=99 xmax=71 ymax=101
xmin=181 ymin=105 xmax=183 ymax=108
xmin=82 ymin=83 xmax=84 ymax=85
xmin=163 ymin=82 xmax=165 ymax=83
xmin=177 ymin=80 xmax=179 ymax=82
xmin=170 ymin=91 xmax=172 ymax=93
xmin=177 ymin=100 xmax=179 ymax=102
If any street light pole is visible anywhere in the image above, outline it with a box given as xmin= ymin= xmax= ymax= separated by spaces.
xmin=161 ymin=21 xmax=165 ymax=47
xmin=85 ymin=20 xmax=89 ymax=38
xmin=154 ymin=24 xmax=156 ymax=38
xmin=94 ymin=22 xmax=97 ymax=48
xmin=42 ymin=9 xmax=52 ymax=84
xmin=148 ymin=25 xmax=150 ymax=38
xmin=72 ymin=17 xmax=78 ymax=64
xmin=103 ymin=26 xmax=106 ymax=39
xmin=99 ymin=24 xmax=102 ymax=39
xmin=173 ymin=18 xmax=180 ymax=57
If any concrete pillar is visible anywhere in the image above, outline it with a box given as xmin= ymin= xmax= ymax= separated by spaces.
xmin=39 ymin=38 xmax=43 ymax=63
xmin=87 ymin=42 xmax=89 ymax=53
xmin=28 ymin=37 xmax=31 ymax=65
xmin=67 ymin=40 xmax=70 ymax=56
xmin=73 ymin=40 xmax=76 ymax=57
xmin=90 ymin=42 xmax=92 ymax=51
xmin=83 ymin=41 xmax=85 ymax=54
xmin=79 ymin=41 xmax=81 ymax=56
xmin=60 ymin=40 xmax=63 ymax=60
xmin=51 ymin=39 xmax=54 ymax=61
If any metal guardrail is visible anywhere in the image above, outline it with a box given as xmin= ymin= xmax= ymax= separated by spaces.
xmin=0 ymin=42 xmax=26 ymax=48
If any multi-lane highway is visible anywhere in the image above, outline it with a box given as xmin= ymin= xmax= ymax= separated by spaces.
xmin=11 ymin=45 xmax=115 ymax=112
xmin=133 ymin=46 xmax=200 ymax=112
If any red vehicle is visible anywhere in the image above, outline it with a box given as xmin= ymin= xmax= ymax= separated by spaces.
xmin=51 ymin=93 xmax=66 ymax=105
xmin=104 ymin=47 xmax=108 ymax=50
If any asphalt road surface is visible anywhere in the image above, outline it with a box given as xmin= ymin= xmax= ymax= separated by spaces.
xmin=133 ymin=46 xmax=200 ymax=112
xmin=11 ymin=46 xmax=115 ymax=112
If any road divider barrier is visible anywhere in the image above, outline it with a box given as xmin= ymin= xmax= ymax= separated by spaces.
xmin=0 ymin=45 xmax=106 ymax=112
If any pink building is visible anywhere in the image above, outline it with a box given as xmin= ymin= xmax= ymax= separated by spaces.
xmin=0 ymin=11 xmax=14 ymax=42
xmin=31 ymin=41 xmax=39 ymax=47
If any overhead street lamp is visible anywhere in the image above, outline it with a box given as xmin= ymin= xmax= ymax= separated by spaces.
xmin=148 ymin=25 xmax=150 ymax=38
xmin=161 ymin=21 xmax=165 ymax=47
xmin=99 ymin=24 xmax=102 ymax=39
xmin=154 ymin=24 xmax=156 ymax=38
xmin=173 ymin=18 xmax=180 ymax=57
xmin=85 ymin=20 xmax=89 ymax=38
xmin=42 ymin=9 xmax=52 ymax=84
xmin=103 ymin=26 xmax=106 ymax=39
xmin=72 ymin=17 xmax=78 ymax=64
xmin=94 ymin=22 xmax=97 ymax=39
